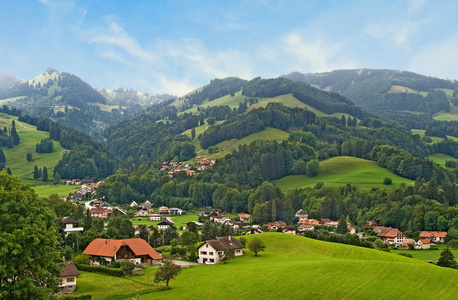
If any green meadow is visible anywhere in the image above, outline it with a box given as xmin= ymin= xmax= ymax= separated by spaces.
xmin=428 ymin=153 xmax=455 ymax=167
xmin=68 ymin=233 xmax=458 ymax=300
xmin=273 ymin=156 xmax=414 ymax=191
xmin=0 ymin=113 xmax=77 ymax=198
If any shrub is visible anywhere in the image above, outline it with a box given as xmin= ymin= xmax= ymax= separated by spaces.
xmin=75 ymin=264 xmax=125 ymax=277
xmin=383 ymin=177 xmax=392 ymax=185
xmin=398 ymin=253 xmax=413 ymax=258
xmin=61 ymin=295 xmax=92 ymax=300
xmin=120 ymin=260 xmax=135 ymax=271
xmin=73 ymin=254 xmax=90 ymax=265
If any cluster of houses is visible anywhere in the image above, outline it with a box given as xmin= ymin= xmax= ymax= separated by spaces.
xmin=60 ymin=181 xmax=103 ymax=203
xmin=160 ymin=157 xmax=216 ymax=177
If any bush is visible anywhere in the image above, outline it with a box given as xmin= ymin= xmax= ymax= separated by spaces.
xmin=75 ymin=264 xmax=125 ymax=277
xmin=61 ymin=295 xmax=92 ymax=300
xmin=73 ymin=254 xmax=90 ymax=265
xmin=383 ymin=177 xmax=392 ymax=185
xmin=120 ymin=260 xmax=135 ymax=271
xmin=398 ymin=253 xmax=413 ymax=258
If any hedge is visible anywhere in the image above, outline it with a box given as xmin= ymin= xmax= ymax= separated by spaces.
xmin=60 ymin=295 xmax=92 ymax=300
xmin=75 ymin=264 xmax=125 ymax=277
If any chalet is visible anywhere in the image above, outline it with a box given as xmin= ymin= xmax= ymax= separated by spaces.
xmin=157 ymin=221 xmax=172 ymax=230
xmin=112 ymin=207 xmax=127 ymax=217
xmin=58 ymin=261 xmax=80 ymax=295
xmin=416 ymin=239 xmax=431 ymax=250
xmin=209 ymin=211 xmax=220 ymax=220
xmin=238 ymin=213 xmax=252 ymax=223
xmin=83 ymin=238 xmax=163 ymax=266
xmin=149 ymin=213 xmax=162 ymax=221
xmin=135 ymin=210 xmax=149 ymax=217
xmin=298 ymin=224 xmax=315 ymax=231
xmin=267 ymin=221 xmax=287 ymax=231
xmin=187 ymin=170 xmax=196 ymax=176
xmin=130 ymin=201 xmax=138 ymax=207
xmin=399 ymin=238 xmax=416 ymax=249
xmin=295 ymin=209 xmax=309 ymax=219
xmin=320 ymin=218 xmax=332 ymax=224
xmin=364 ymin=220 xmax=379 ymax=228
xmin=377 ymin=228 xmax=405 ymax=245
xmin=198 ymin=211 xmax=208 ymax=217
xmin=348 ymin=226 xmax=356 ymax=234
xmin=419 ymin=231 xmax=447 ymax=243
xmin=72 ymin=179 xmax=81 ymax=185
xmin=140 ymin=200 xmax=152 ymax=211
xmin=186 ymin=221 xmax=203 ymax=229
xmin=168 ymin=207 xmax=184 ymax=215
xmin=224 ymin=219 xmax=239 ymax=230
xmin=198 ymin=236 xmax=245 ymax=264
xmin=92 ymin=200 xmax=103 ymax=207
xmin=299 ymin=218 xmax=320 ymax=226
xmin=62 ymin=218 xmax=84 ymax=237
xmin=159 ymin=206 xmax=169 ymax=214
xmin=90 ymin=207 xmax=109 ymax=218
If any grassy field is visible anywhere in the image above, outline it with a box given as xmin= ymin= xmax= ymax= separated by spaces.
xmin=273 ymin=156 xmax=414 ymax=191
xmin=0 ymin=113 xmax=78 ymax=198
xmin=393 ymin=245 xmax=458 ymax=262
xmin=433 ymin=104 xmax=458 ymax=121
xmin=428 ymin=153 xmax=454 ymax=167
xmin=69 ymin=233 xmax=458 ymax=300
xmin=411 ymin=129 xmax=458 ymax=142
xmin=387 ymin=85 xmax=428 ymax=96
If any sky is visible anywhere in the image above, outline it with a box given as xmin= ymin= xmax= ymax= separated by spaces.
xmin=1 ymin=0 xmax=458 ymax=96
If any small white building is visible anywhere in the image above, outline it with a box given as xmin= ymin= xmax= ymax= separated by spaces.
xmin=197 ymin=236 xmax=245 ymax=264
xmin=157 ymin=221 xmax=172 ymax=230
xmin=62 ymin=218 xmax=84 ymax=237
xmin=58 ymin=261 xmax=80 ymax=295
xmin=168 ymin=207 xmax=184 ymax=215
xmin=149 ymin=213 xmax=162 ymax=221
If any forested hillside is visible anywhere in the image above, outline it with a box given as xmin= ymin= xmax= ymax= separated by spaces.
xmin=0 ymin=68 xmax=175 ymax=140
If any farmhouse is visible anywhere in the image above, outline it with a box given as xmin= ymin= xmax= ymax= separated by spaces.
xmin=267 ymin=221 xmax=287 ymax=231
xmin=419 ymin=231 xmax=447 ymax=243
xmin=58 ymin=261 xmax=80 ymax=295
xmin=377 ymin=227 xmax=405 ymax=245
xmin=159 ymin=206 xmax=169 ymax=214
xmin=149 ymin=213 xmax=162 ymax=221
xmin=416 ymin=239 xmax=431 ymax=249
xmin=157 ymin=221 xmax=173 ymax=230
xmin=135 ymin=210 xmax=149 ymax=217
xmin=295 ymin=209 xmax=308 ymax=219
xmin=238 ymin=213 xmax=252 ymax=222
xmin=169 ymin=207 xmax=184 ymax=215
xmin=83 ymin=238 xmax=163 ymax=266
xmin=198 ymin=236 xmax=245 ymax=264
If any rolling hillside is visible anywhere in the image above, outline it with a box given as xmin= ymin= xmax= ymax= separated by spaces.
xmin=0 ymin=112 xmax=79 ymax=197
xmin=273 ymin=156 xmax=414 ymax=190
xmin=70 ymin=233 xmax=458 ymax=300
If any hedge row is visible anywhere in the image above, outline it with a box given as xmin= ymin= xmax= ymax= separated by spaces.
xmin=60 ymin=295 xmax=92 ymax=300
xmin=75 ymin=264 xmax=124 ymax=277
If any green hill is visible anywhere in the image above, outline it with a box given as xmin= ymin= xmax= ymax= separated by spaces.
xmin=273 ymin=156 xmax=414 ymax=190
xmin=71 ymin=233 xmax=458 ymax=300
xmin=0 ymin=112 xmax=79 ymax=197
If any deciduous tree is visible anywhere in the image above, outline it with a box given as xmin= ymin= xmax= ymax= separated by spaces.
xmin=247 ymin=237 xmax=266 ymax=256
xmin=154 ymin=260 xmax=182 ymax=288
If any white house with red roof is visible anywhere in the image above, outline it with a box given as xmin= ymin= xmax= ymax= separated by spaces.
xmin=419 ymin=231 xmax=447 ymax=243
xmin=83 ymin=238 xmax=163 ymax=266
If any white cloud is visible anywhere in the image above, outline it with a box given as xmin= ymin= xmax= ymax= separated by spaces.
xmin=279 ymin=32 xmax=356 ymax=73
xmin=83 ymin=22 xmax=253 ymax=95
xmin=364 ymin=21 xmax=423 ymax=47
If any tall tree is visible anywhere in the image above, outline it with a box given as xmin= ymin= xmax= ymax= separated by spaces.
xmin=0 ymin=171 xmax=62 ymax=298
xmin=247 ymin=237 xmax=266 ymax=256
xmin=0 ymin=149 xmax=5 ymax=163
xmin=33 ymin=165 xmax=39 ymax=179
xmin=436 ymin=246 xmax=458 ymax=269
xmin=191 ymin=128 xmax=196 ymax=140
xmin=154 ymin=260 xmax=182 ymax=288
xmin=337 ymin=214 xmax=348 ymax=234
xmin=42 ymin=166 xmax=48 ymax=182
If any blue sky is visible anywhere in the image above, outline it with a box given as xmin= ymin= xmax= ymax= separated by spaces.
xmin=1 ymin=0 xmax=458 ymax=95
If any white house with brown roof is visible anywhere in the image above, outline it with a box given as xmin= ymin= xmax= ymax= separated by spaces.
xmin=62 ymin=218 xmax=84 ymax=237
xmin=238 ymin=213 xmax=252 ymax=222
xmin=83 ymin=238 xmax=163 ymax=266
xmin=377 ymin=227 xmax=405 ymax=245
xmin=416 ymin=238 xmax=431 ymax=249
xmin=295 ymin=209 xmax=308 ymax=219
xmin=198 ymin=236 xmax=245 ymax=264
xmin=58 ymin=261 xmax=80 ymax=295
xmin=419 ymin=231 xmax=447 ymax=243
xmin=149 ymin=213 xmax=162 ymax=221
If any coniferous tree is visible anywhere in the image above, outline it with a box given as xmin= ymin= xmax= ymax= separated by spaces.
xmin=42 ymin=166 xmax=48 ymax=182
xmin=191 ymin=128 xmax=196 ymax=140
xmin=436 ymin=246 xmax=458 ymax=269
xmin=0 ymin=149 xmax=5 ymax=163
xmin=337 ymin=214 xmax=348 ymax=234
xmin=33 ymin=165 xmax=39 ymax=179
xmin=6 ymin=167 xmax=12 ymax=175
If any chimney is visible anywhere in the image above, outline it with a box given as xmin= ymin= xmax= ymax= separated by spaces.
xmin=228 ymin=236 xmax=232 ymax=241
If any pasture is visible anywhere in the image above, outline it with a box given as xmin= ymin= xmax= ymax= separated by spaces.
xmin=273 ymin=156 xmax=414 ymax=191
xmin=68 ymin=233 xmax=458 ymax=300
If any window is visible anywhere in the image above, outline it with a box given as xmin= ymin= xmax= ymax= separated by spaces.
xmin=201 ymin=251 xmax=207 ymax=255
xmin=209 ymin=252 xmax=214 ymax=255
xmin=210 ymin=259 xmax=214 ymax=262
xmin=67 ymin=277 xmax=75 ymax=283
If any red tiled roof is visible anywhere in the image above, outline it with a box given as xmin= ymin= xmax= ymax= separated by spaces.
xmin=377 ymin=228 xmax=403 ymax=238
xmin=420 ymin=238 xmax=431 ymax=244
xmin=83 ymin=238 xmax=162 ymax=260
xmin=419 ymin=231 xmax=447 ymax=238
xmin=238 ymin=214 xmax=251 ymax=219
